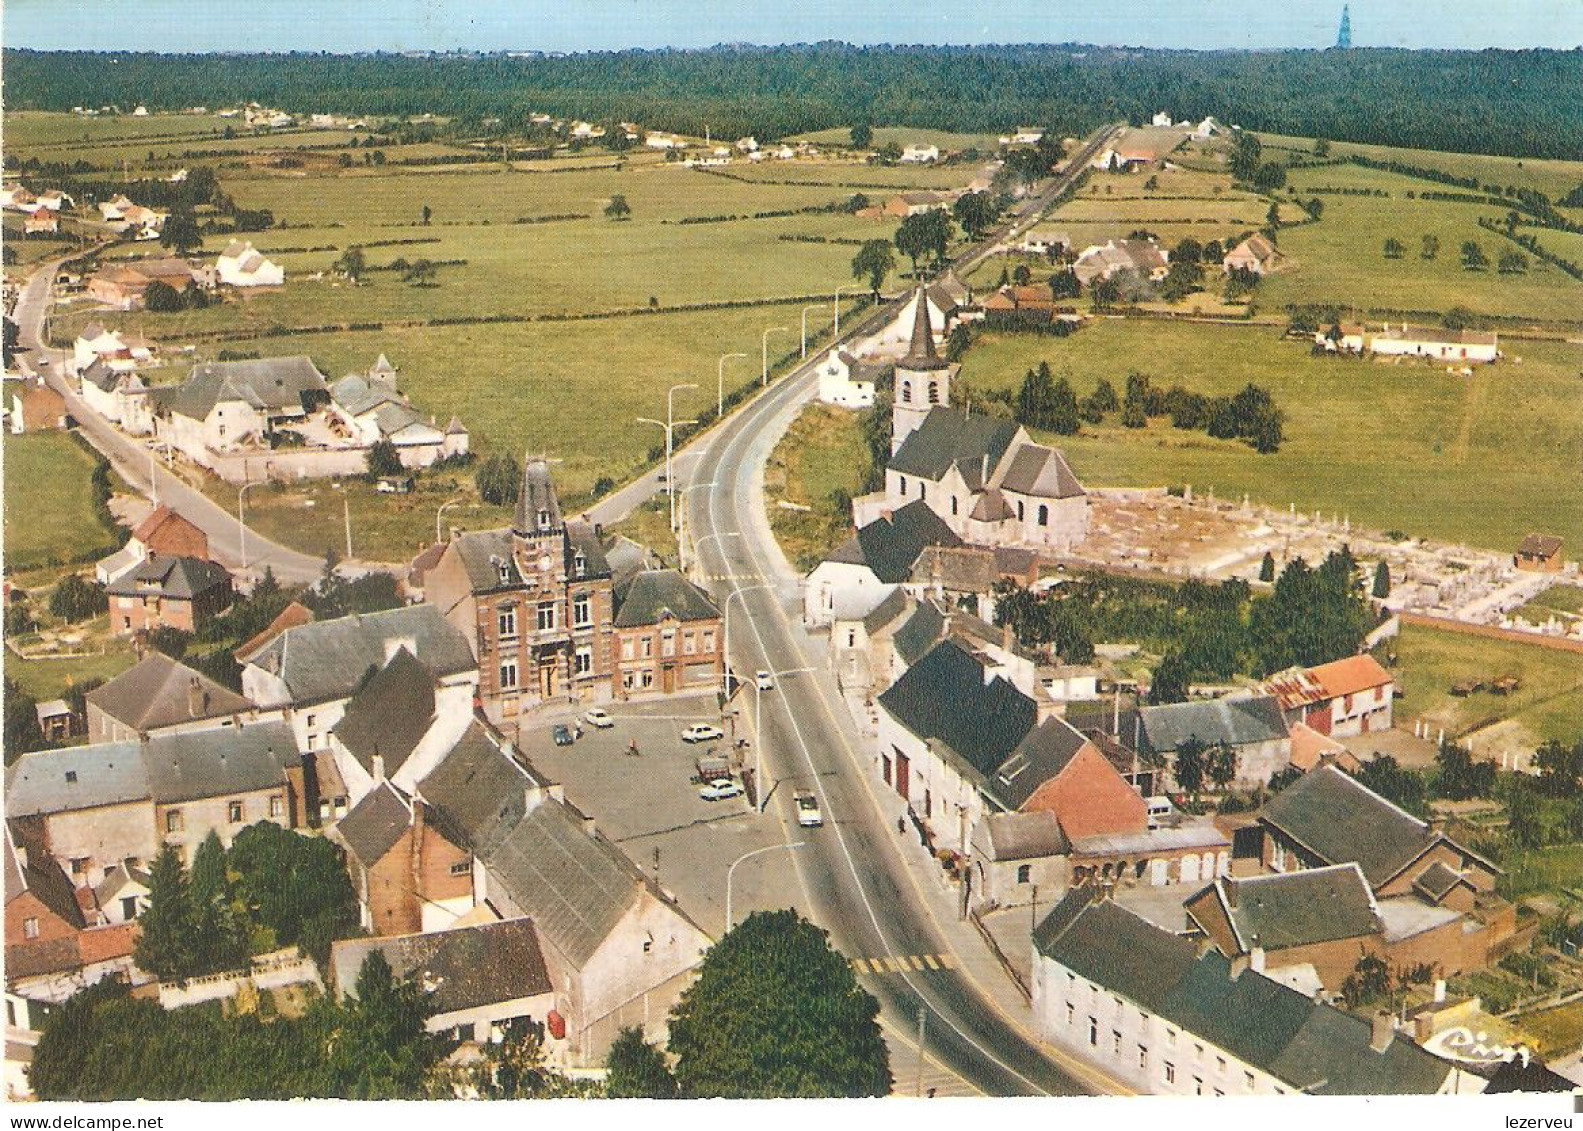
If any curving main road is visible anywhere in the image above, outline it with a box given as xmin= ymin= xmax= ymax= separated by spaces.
xmin=685 ymin=126 xmax=1123 ymax=1095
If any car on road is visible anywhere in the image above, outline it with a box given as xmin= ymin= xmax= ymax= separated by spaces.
xmin=681 ymin=723 xmax=725 ymax=744
xmin=756 ymin=670 xmax=775 ymax=691
xmin=583 ymin=707 xmax=615 ymax=729
xmin=794 ymin=791 xmax=823 ymax=828
xmin=698 ymin=779 xmax=744 ymax=802
xmin=552 ymin=724 xmax=576 ymax=747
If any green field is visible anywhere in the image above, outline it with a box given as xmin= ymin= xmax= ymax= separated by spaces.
xmin=1 ymin=432 xmax=119 ymax=572
xmin=6 ymin=644 xmax=138 ymax=705
xmin=788 ymin=126 xmax=1006 ymax=152
xmin=1388 ymin=624 xmax=1583 ymax=746
xmin=3 ymin=109 xmax=234 ymax=149
xmin=955 ymin=321 xmax=1583 ymax=555
xmin=765 ymin=403 xmax=870 ymax=572
xmin=1262 ymin=163 xmax=1583 ymax=323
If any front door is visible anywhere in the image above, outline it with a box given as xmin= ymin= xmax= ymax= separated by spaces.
xmin=539 ymin=661 xmax=558 ymax=699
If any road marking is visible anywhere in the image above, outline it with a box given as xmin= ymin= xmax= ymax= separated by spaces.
xmin=880 ymin=955 xmax=900 ymax=973
xmin=923 ymin=954 xmax=940 ymax=970
xmin=938 ymin=952 xmax=958 ymax=970
xmin=851 ymin=958 xmax=871 ymax=975
xmin=909 ymin=955 xmax=926 ymax=971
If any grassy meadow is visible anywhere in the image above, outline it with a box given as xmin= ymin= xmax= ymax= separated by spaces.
xmin=764 ymin=403 xmax=871 ymax=572
xmin=955 ymin=321 xmax=1583 ymax=554
xmin=1 ymin=432 xmax=119 ymax=572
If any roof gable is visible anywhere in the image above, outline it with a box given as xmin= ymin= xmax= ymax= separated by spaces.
xmin=331 ymin=648 xmax=437 ymax=779
xmin=851 ymin=498 xmax=963 ymax=583
xmin=1259 ymin=765 xmax=1432 ymax=886
xmin=889 ymin=407 xmax=1019 ymax=485
xmin=877 ymin=638 xmax=1037 ymax=779
xmin=336 ymin=780 xmax=412 ymax=867
xmin=1140 ymin=695 xmax=1289 ymax=752
xmin=84 ymin=652 xmax=251 ymax=733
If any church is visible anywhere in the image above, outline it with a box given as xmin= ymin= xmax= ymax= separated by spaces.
xmin=852 ymin=288 xmax=1090 ymax=554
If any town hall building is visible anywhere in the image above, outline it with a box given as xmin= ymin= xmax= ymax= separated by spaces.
xmin=853 ymin=288 xmax=1091 ymax=554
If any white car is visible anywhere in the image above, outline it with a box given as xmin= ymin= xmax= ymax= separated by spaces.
xmin=794 ymin=791 xmax=823 ymax=828
xmin=756 ymin=670 xmax=775 ymax=691
xmin=681 ymin=723 xmax=725 ymax=744
xmin=583 ymin=707 xmax=615 ymax=729
xmin=698 ymin=779 xmax=744 ymax=801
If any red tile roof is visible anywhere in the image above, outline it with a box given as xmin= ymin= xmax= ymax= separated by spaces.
xmin=1309 ymin=655 xmax=1393 ymax=700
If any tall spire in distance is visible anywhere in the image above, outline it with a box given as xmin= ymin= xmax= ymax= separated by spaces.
xmin=1336 ymin=4 xmax=1353 ymax=49
xmin=900 ymin=286 xmax=949 ymax=372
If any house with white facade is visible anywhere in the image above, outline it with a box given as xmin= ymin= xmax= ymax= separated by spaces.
xmin=156 ymin=355 xmax=328 ymax=466
xmin=215 ymin=240 xmax=285 ymax=287
xmin=325 ymin=355 xmax=468 ymax=466
xmin=804 ymin=498 xmax=961 ymax=627
xmin=899 ymin=143 xmax=940 ymax=164
xmin=1314 ymin=322 xmax=1498 ymax=365
xmin=74 ymin=324 xmax=154 ymax=376
xmin=815 ymin=347 xmax=887 ymax=409
xmin=1262 ymin=655 xmax=1395 ymax=738
xmin=1031 ymin=885 xmax=1479 ymax=1095
xmin=79 ymin=360 xmax=155 ymax=436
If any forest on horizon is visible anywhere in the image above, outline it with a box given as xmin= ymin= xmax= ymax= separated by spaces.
xmin=5 ymin=44 xmax=1582 ymax=160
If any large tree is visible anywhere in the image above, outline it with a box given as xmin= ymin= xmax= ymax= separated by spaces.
xmin=226 ymin=822 xmax=358 ymax=965
xmin=606 ymin=1026 xmax=679 ymax=1098
xmin=894 ymin=209 xmax=952 ymax=278
xmin=951 ymin=190 xmax=998 ymax=238
xmin=189 ymin=830 xmax=250 ymax=976
xmin=850 ymin=239 xmax=895 ymax=299
xmin=133 ymin=843 xmax=198 ymax=981
xmin=667 ymin=909 xmax=890 ymax=1098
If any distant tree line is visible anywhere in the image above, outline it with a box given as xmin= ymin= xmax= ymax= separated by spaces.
xmin=6 ymin=45 xmax=1581 ymax=160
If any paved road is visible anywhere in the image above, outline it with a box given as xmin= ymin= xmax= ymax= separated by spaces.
xmin=10 ymin=255 xmax=325 ymax=585
xmin=684 ymin=127 xmax=1123 ymax=1096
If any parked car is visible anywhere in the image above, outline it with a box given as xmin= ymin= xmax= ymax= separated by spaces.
xmin=756 ymin=670 xmax=775 ymax=691
xmin=584 ymin=707 xmax=615 ymax=729
xmin=1146 ymin=796 xmax=1175 ymax=829
xmin=552 ymin=724 xmax=576 ymax=747
xmin=698 ymin=779 xmax=744 ymax=801
xmin=681 ymin=723 xmax=725 ymax=744
xmin=794 ymin=791 xmax=823 ymax=828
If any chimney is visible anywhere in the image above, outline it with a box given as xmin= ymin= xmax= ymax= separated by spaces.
xmin=372 ymin=753 xmax=386 ymax=782
xmin=188 ymin=677 xmax=202 ymax=718
xmin=1224 ymin=877 xmax=1238 ymax=909
xmin=1370 ymin=1011 xmax=1396 ymax=1053
xmin=1230 ymin=953 xmax=1250 ymax=979
xmin=584 ymin=815 xmax=598 ymax=839
xmin=1433 ymin=979 xmax=1447 ymax=1004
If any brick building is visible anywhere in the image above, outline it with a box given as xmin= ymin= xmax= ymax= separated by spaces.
xmin=424 ymin=459 xmax=615 ymax=721
xmin=105 ymin=554 xmax=233 ymax=636
xmin=611 ymin=569 xmax=723 ymax=697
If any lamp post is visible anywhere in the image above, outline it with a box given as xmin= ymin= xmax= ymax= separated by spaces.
xmin=800 ymin=304 xmax=821 ymax=358
xmin=761 ymin=326 xmax=787 ymax=387
xmin=725 ymin=841 xmax=805 ymax=930
xmin=716 ymin=351 xmax=746 ymax=418
xmin=720 ymin=582 xmax=769 ymax=697
xmin=435 ymin=495 xmax=466 ymax=546
xmin=835 ymin=285 xmax=853 ymax=337
xmin=237 ymin=480 xmax=262 ymax=571
xmin=637 ymin=381 xmax=699 ymax=533
xmin=673 ymin=481 xmax=716 ymax=572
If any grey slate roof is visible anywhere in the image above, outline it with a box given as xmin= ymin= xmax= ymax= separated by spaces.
xmin=835 ymin=499 xmax=962 ymax=585
xmin=996 ymin=444 xmax=1086 ymax=500
xmin=877 ymin=638 xmax=1037 ymax=780
xmin=889 ymin=407 xmax=1019 ymax=486
xmin=898 ymin=287 xmax=951 ymax=372
xmin=973 ymin=810 xmax=1069 ymax=861
xmin=81 ymin=359 xmax=120 ymax=393
xmin=5 ymin=826 xmax=86 ymax=931
xmin=514 ymin=458 xmax=563 ymax=536
xmin=449 ymin=529 xmax=525 ymax=593
xmin=893 ymin=598 xmax=1015 ymax=668
xmin=859 ymin=587 xmax=913 ymax=635
xmin=329 ymin=373 xmax=400 ymax=417
xmin=991 ymin=717 xmax=1091 ymax=810
xmin=244 ymin=604 xmax=477 ymax=705
xmin=1259 ymin=765 xmax=1434 ymax=888
xmin=1193 ymin=864 xmax=1379 ymax=953
xmin=84 ymin=652 xmax=252 ymax=734
xmin=105 ymin=555 xmax=231 ymax=601
xmin=603 ymin=535 xmax=652 ymax=594
xmin=331 ymin=918 xmax=551 ymax=1015
xmin=330 ymin=648 xmax=436 ymax=779
xmin=481 ymin=798 xmax=642 ymax=966
xmin=336 ymin=780 xmax=411 ymax=867
xmin=141 ymin=719 xmax=297 ymax=805
xmin=565 ymin=520 xmax=612 ymax=580
xmin=1138 ymin=695 xmax=1289 ymax=753
xmin=168 ymin=356 xmax=327 ymax=421
xmin=1035 ymin=891 xmax=1455 ymax=1095
xmin=6 ymin=742 xmax=150 ymax=816
xmin=1411 ymin=860 xmax=1468 ymax=902
xmin=419 ymin=721 xmax=548 ymax=859
xmin=613 ymin=569 xmax=719 ymax=628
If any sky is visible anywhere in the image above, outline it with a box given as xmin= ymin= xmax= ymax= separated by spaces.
xmin=4 ymin=0 xmax=1581 ymax=53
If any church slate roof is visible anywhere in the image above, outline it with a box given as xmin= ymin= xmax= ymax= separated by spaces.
xmin=898 ymin=286 xmax=951 ymax=372
xmin=889 ymin=407 xmax=1019 ymax=486
xmin=996 ymin=444 xmax=1086 ymax=500
xmin=514 ymin=458 xmax=563 ymax=536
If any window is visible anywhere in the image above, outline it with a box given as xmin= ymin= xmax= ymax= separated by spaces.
xmin=1088 ymin=1017 xmax=1098 ymax=1046
xmin=701 ymin=629 xmax=716 ymax=651
xmin=537 ymin=508 xmax=551 ymax=531
xmin=901 ymin=381 xmax=912 ymax=404
xmin=69 ymin=857 xmax=87 ymax=876
xmin=536 ymin=602 xmax=556 ymax=631
xmin=1216 ymin=1056 xmax=1226 ymax=1075
xmin=1112 ymin=1031 xmax=1122 ymax=1056
xmin=1164 ymin=1062 xmax=1175 ymax=1085
xmin=1194 ymin=1077 xmax=1203 ymax=1096
xmin=23 ymin=917 xmax=39 ymax=940
xmin=573 ymin=593 xmax=591 ymax=627
xmin=166 ymin=809 xmax=184 ymax=834
xmin=899 ymin=475 xmax=908 ymax=495
xmin=1016 ymin=500 xmax=1025 ymax=521
xmin=228 ymin=800 xmax=243 ymax=823
xmin=640 ymin=671 xmax=654 ymax=689
xmin=951 ymin=496 xmax=958 ymax=516
xmin=1344 ymin=693 xmax=1354 ymax=713
xmin=306 ymin=733 xmax=318 ymax=751
xmin=497 ymin=561 xmax=511 ymax=583
xmin=499 ymin=661 xmax=518 ymax=691
xmin=122 ymin=896 xmax=139 ymax=920
xmin=575 ymin=647 xmax=593 ymax=675
xmin=927 ymin=381 xmax=940 ymax=404
xmin=640 ymin=636 xmax=653 ymax=659
xmin=498 ymin=607 xmax=518 ymax=638
xmin=449 ymin=861 xmax=473 ymax=876
xmin=1165 ymin=1028 xmax=1176 ymax=1047
xmin=573 ymin=551 xmax=586 ymax=578
xmin=1244 ymin=1071 xmax=1255 ymax=1091
xmin=1017 ymin=864 xmax=1032 ymax=884
xmin=1037 ymin=504 xmax=1049 ymax=526
xmin=847 ymin=630 xmax=856 ymax=648
xmin=662 ymin=629 xmax=676 ymax=658
xmin=1138 ymin=1046 xmax=1148 ymax=1071
xmin=65 ymin=770 xmax=78 ymax=784
xmin=622 ymin=672 xmax=636 ymax=690
xmin=1066 ymin=1003 xmax=1075 ymax=1026
xmin=683 ymin=631 xmax=696 ymax=655
xmin=269 ymin=795 xmax=284 ymax=819
xmin=306 ymin=714 xmax=316 ymax=728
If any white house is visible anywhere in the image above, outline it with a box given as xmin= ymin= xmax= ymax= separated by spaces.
xmin=815 ymin=347 xmax=882 ymax=409
xmin=74 ymin=324 xmax=152 ymax=375
xmin=156 ymin=355 xmax=328 ymax=462
xmin=325 ymin=356 xmax=467 ymax=466
xmin=1194 ymin=117 xmax=1223 ymax=139
xmin=644 ymin=132 xmax=684 ymax=150
xmin=899 ymin=143 xmax=940 ymax=164
xmin=1032 ymin=887 xmax=1478 ymax=1096
xmin=803 ymin=499 xmax=961 ymax=628
xmin=1314 ymin=322 xmax=1498 ymax=365
xmin=79 ymin=360 xmax=155 ymax=436
xmin=735 ymin=136 xmax=759 ymax=152
xmin=215 ymin=240 xmax=284 ymax=287
xmin=1152 ymin=111 xmax=1174 ymax=127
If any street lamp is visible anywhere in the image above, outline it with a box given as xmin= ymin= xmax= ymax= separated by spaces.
xmin=435 ymin=495 xmax=466 ymax=546
xmin=237 ymin=480 xmax=263 ymax=571
xmin=761 ymin=326 xmax=788 ymax=387
xmin=834 ymin=284 xmax=853 ymax=337
xmin=720 ymin=583 xmax=770 ymax=697
xmin=673 ymin=481 xmax=716 ymax=572
xmin=800 ymin=304 xmax=821 ymax=358
xmin=637 ymin=381 xmax=699 ymax=534
xmin=725 ymin=841 xmax=805 ymax=930
xmin=716 ymin=351 xmax=746 ymax=418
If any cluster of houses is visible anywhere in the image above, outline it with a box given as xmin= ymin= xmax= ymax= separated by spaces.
xmin=72 ymin=348 xmax=469 ymax=484
xmin=1315 ymin=322 xmax=1500 ymax=366
xmin=1 ymin=184 xmax=75 ymax=236
xmin=96 ymin=194 xmax=168 ymax=241
xmin=82 ymin=240 xmax=283 ymax=311
xmin=6 ymin=477 xmax=737 ymax=1088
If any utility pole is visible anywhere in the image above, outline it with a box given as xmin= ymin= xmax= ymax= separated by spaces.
xmin=914 ymin=1007 xmax=927 ymax=1097
xmin=343 ymin=496 xmax=353 ymax=560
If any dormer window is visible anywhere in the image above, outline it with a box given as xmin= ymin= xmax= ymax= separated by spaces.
xmin=537 ymin=508 xmax=551 ymax=531
xmin=574 ymin=551 xmax=586 ymax=578
xmin=496 ymin=561 xmax=511 ymax=583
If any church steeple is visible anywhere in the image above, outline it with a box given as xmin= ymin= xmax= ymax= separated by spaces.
xmin=901 ymin=286 xmax=949 ymax=372
xmin=891 ymin=287 xmax=955 ymax=455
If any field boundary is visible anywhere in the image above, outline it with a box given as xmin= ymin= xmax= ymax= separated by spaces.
xmin=1399 ymin=612 xmax=1583 ymax=655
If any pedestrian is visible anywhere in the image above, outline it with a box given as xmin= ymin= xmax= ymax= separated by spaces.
xmin=628 ymin=739 xmax=640 ymax=757
xmin=897 ymin=816 xmax=905 ymax=835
